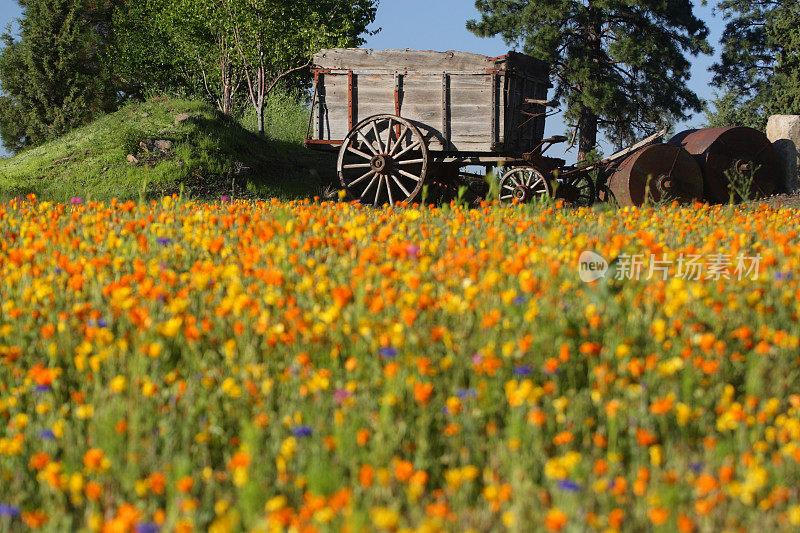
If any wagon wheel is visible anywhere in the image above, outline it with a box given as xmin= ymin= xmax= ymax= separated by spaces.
xmin=499 ymin=167 xmax=552 ymax=203
xmin=337 ymin=114 xmax=429 ymax=205
xmin=557 ymin=174 xmax=596 ymax=207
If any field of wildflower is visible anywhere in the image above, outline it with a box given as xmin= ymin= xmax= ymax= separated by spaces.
xmin=2 ymin=194 xmax=800 ymax=532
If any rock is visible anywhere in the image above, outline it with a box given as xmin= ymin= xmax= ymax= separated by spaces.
xmin=141 ymin=113 xmax=149 ymax=118
xmin=126 ymin=154 xmax=139 ymax=164
xmin=139 ymin=140 xmax=152 ymax=152
xmin=766 ymin=115 xmax=800 ymax=193
xmin=154 ymin=139 xmax=172 ymax=151
xmin=102 ymin=166 xmax=109 ymax=172
xmin=174 ymin=113 xmax=190 ymax=125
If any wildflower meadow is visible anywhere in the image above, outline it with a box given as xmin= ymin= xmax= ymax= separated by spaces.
xmin=2 ymin=194 xmax=800 ymax=532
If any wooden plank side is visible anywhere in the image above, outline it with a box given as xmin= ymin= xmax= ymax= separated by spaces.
xmin=319 ymin=74 xmax=350 ymax=141
xmin=315 ymin=48 xmax=495 ymax=73
xmin=501 ymin=71 xmax=550 ymax=153
xmin=449 ymin=74 xmax=493 ymax=144
xmin=506 ymin=51 xmax=550 ymax=86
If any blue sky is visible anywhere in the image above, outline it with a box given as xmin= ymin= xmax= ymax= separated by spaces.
xmin=0 ymin=0 xmax=724 ymax=160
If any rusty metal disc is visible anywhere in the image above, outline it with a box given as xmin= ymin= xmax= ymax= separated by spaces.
xmin=605 ymin=144 xmax=703 ymax=207
xmin=667 ymin=127 xmax=780 ymax=203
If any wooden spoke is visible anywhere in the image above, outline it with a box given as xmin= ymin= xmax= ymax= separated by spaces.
xmin=390 ymin=125 xmax=409 ymax=156
xmin=374 ymin=174 xmax=383 ymax=205
xmin=360 ymin=175 xmax=380 ymax=199
xmin=350 ymin=169 xmax=377 ymax=187
xmin=390 ymin=173 xmax=412 ymax=197
xmin=397 ymin=169 xmax=421 ymax=182
xmin=347 ymin=146 xmax=373 ymax=161
xmin=371 ymin=121 xmax=386 ymax=153
xmin=394 ymin=141 xmax=421 ymax=160
xmin=385 ymin=175 xmax=395 ymax=205
xmin=386 ymin=119 xmax=396 ymax=153
xmin=356 ymin=130 xmax=378 ymax=155
xmin=395 ymin=159 xmax=425 ymax=165
xmin=343 ymin=163 xmax=372 ymax=169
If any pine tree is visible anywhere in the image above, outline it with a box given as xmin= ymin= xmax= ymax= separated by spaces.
xmin=0 ymin=0 xmax=117 ymax=151
xmin=468 ymin=0 xmax=711 ymax=161
xmin=710 ymin=0 xmax=799 ymax=127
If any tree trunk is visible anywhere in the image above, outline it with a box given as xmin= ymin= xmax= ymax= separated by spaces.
xmin=257 ymin=104 xmax=264 ymax=134
xmin=577 ymin=3 xmax=602 ymax=163
xmin=578 ymin=106 xmax=598 ymax=162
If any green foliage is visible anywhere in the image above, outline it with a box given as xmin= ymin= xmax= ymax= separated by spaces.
xmin=119 ymin=0 xmax=377 ymax=123
xmin=468 ymin=0 xmax=711 ymax=160
xmin=1 ymin=0 xmax=377 ymax=154
xmin=107 ymin=0 xmax=196 ymax=99
xmin=238 ymin=88 xmax=310 ymax=144
xmin=226 ymin=0 xmax=377 ymax=132
xmin=704 ymin=90 xmax=768 ymax=130
xmin=0 ymin=0 xmax=117 ymax=151
xmin=0 ymin=97 xmax=335 ymax=202
xmin=709 ymin=0 xmax=800 ymax=126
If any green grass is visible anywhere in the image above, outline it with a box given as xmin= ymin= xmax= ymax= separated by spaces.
xmin=0 ymin=95 xmax=337 ymax=202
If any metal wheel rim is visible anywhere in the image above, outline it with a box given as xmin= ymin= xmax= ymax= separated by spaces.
xmin=337 ymin=114 xmax=429 ymax=205
xmin=499 ymin=167 xmax=552 ymax=202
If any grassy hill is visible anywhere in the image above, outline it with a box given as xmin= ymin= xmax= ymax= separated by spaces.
xmin=0 ymin=96 xmax=337 ymax=202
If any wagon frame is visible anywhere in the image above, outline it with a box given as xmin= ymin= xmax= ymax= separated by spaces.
xmin=304 ymin=48 xmax=591 ymax=205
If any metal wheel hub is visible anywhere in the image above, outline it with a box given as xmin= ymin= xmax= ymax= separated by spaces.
xmin=513 ymin=185 xmax=532 ymax=202
xmin=370 ymin=154 xmax=392 ymax=173
xmin=653 ymin=175 xmax=674 ymax=196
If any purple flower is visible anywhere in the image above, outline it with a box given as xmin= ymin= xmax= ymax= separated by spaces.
xmin=221 ymin=195 xmax=230 ymax=203
xmin=0 ymin=503 xmax=20 ymax=517
xmin=135 ymin=523 xmax=160 ymax=533
xmin=379 ymin=346 xmax=397 ymax=358
xmin=690 ymin=462 xmax=704 ymax=473
xmin=513 ymin=365 xmax=534 ymax=376
xmin=97 ymin=318 xmax=108 ymax=328
xmin=472 ymin=353 xmax=484 ymax=365
xmin=39 ymin=429 xmax=55 ymax=440
xmin=557 ymin=479 xmax=581 ymax=492
xmin=35 ymin=384 xmax=51 ymax=393
xmin=70 ymin=196 xmax=82 ymax=205
xmin=292 ymin=425 xmax=313 ymax=438
xmin=513 ymin=295 xmax=528 ymax=305
xmin=157 ymin=237 xmax=172 ymax=246
xmin=333 ymin=388 xmax=351 ymax=404
xmin=456 ymin=388 xmax=477 ymax=399
xmin=406 ymin=245 xmax=420 ymax=258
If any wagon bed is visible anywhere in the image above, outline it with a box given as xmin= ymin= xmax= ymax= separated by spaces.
xmin=306 ymin=48 xmax=551 ymax=159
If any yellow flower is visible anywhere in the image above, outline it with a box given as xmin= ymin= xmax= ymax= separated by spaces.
xmin=265 ymin=495 xmax=287 ymax=512
xmin=110 ymin=375 xmax=127 ymax=393
xmin=370 ymin=507 xmax=399 ymax=529
xmin=158 ymin=317 xmax=183 ymax=337
xmin=142 ymin=381 xmax=157 ymax=398
xmin=76 ymin=404 xmax=94 ymax=419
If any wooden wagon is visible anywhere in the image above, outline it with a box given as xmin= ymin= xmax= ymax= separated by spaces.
xmin=304 ymin=48 xmax=593 ymax=205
